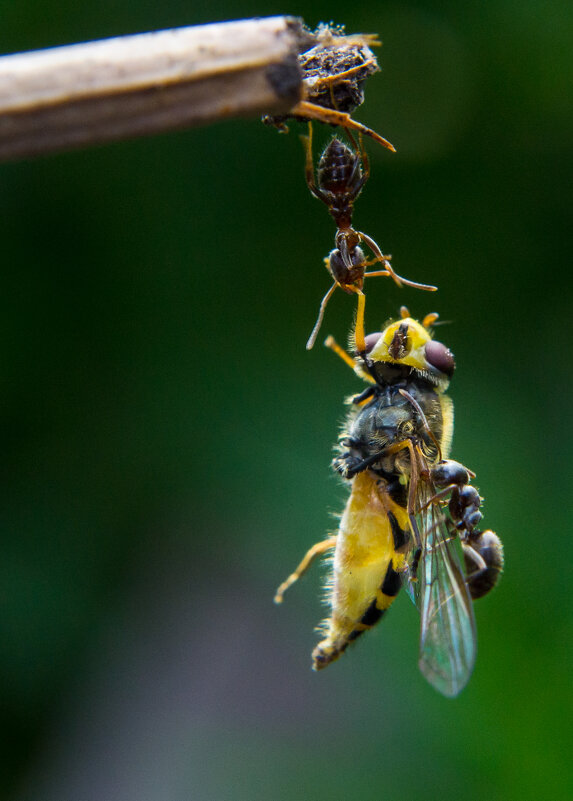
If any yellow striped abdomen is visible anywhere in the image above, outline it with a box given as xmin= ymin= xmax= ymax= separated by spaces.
xmin=312 ymin=470 xmax=410 ymax=670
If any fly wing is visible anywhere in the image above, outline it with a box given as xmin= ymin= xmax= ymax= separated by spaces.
xmin=408 ymin=494 xmax=477 ymax=698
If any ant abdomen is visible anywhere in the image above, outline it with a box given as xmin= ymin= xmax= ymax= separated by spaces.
xmin=317 ymin=138 xmax=362 ymax=198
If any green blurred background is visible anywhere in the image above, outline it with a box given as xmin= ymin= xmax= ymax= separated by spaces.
xmin=1 ymin=1 xmax=572 ymax=799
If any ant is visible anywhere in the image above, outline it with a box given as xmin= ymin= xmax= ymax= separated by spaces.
xmin=303 ymin=124 xmax=437 ymax=349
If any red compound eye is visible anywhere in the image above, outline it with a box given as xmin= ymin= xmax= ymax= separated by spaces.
xmin=363 ymin=333 xmax=382 ymax=353
xmin=425 ymin=340 xmax=455 ymax=376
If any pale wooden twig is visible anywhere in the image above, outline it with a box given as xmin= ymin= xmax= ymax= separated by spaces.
xmin=0 ymin=16 xmax=309 ymax=162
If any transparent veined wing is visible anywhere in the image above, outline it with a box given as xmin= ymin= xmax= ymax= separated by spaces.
xmin=406 ymin=487 xmax=477 ymax=697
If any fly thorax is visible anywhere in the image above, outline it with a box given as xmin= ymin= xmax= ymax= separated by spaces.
xmin=368 ymin=362 xmax=413 ymax=386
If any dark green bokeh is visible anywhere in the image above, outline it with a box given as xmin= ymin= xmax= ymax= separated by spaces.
xmin=1 ymin=2 xmax=572 ymax=799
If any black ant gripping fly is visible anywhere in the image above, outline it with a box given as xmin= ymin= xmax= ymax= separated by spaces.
xmin=303 ymin=126 xmax=437 ymax=348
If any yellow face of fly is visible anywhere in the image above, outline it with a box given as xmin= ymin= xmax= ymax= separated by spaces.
xmin=368 ymin=317 xmax=433 ymax=371
xmin=354 ymin=309 xmax=454 ymax=392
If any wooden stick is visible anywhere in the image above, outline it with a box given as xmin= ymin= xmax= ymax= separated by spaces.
xmin=0 ymin=16 xmax=308 ymax=161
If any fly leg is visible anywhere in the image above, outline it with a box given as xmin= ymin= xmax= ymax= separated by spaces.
xmin=332 ymin=447 xmax=388 ymax=479
xmin=274 ymin=535 xmax=337 ymax=604
xmin=366 ymin=438 xmax=428 ymax=579
xmin=430 ymin=460 xmax=482 ymax=532
xmin=429 ymin=460 xmax=503 ymax=599
xmin=461 ymin=530 xmax=504 ymax=600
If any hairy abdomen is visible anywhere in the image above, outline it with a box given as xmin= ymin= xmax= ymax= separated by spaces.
xmin=313 ymin=470 xmax=409 ymax=669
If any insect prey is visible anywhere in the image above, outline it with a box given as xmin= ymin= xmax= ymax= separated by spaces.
xmin=275 ymin=304 xmax=503 ymax=697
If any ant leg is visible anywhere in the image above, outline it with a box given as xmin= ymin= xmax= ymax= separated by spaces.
xmin=361 ymin=252 xmax=393 ymax=271
xmin=362 ymin=254 xmax=393 ymax=278
xmin=358 ymin=231 xmax=402 ymax=287
xmin=363 ymin=269 xmax=391 ymax=279
xmin=354 ymin=290 xmax=366 ymax=354
xmin=301 ymin=122 xmax=327 ymax=205
xmin=397 ymin=275 xmax=438 ymax=291
xmin=346 ymin=130 xmax=370 ymax=187
xmin=344 ymin=129 xmax=370 ymax=195
xmin=302 ymin=121 xmax=315 ymax=188
xmin=359 ymin=132 xmax=370 ymax=182
xmin=359 ymin=231 xmax=438 ymax=292
xmin=292 ymin=101 xmax=396 ymax=152
xmin=306 ymin=283 xmax=337 ymax=350
xmin=322 ymin=285 xmax=367 ymax=354
xmin=274 ymin=535 xmax=337 ymax=603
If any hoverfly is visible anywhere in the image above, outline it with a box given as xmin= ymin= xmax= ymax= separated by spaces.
xmin=275 ymin=304 xmax=503 ymax=696
xmin=303 ymin=125 xmax=437 ymax=349
xmin=264 ymin=26 xmax=396 ymax=151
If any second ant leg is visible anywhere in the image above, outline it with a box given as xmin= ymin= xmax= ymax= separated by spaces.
xmin=292 ymin=101 xmax=396 ymax=152
xmin=302 ymin=121 xmax=327 ymax=204
xmin=360 ymin=231 xmax=438 ymax=292
xmin=306 ymin=282 xmax=338 ymax=350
